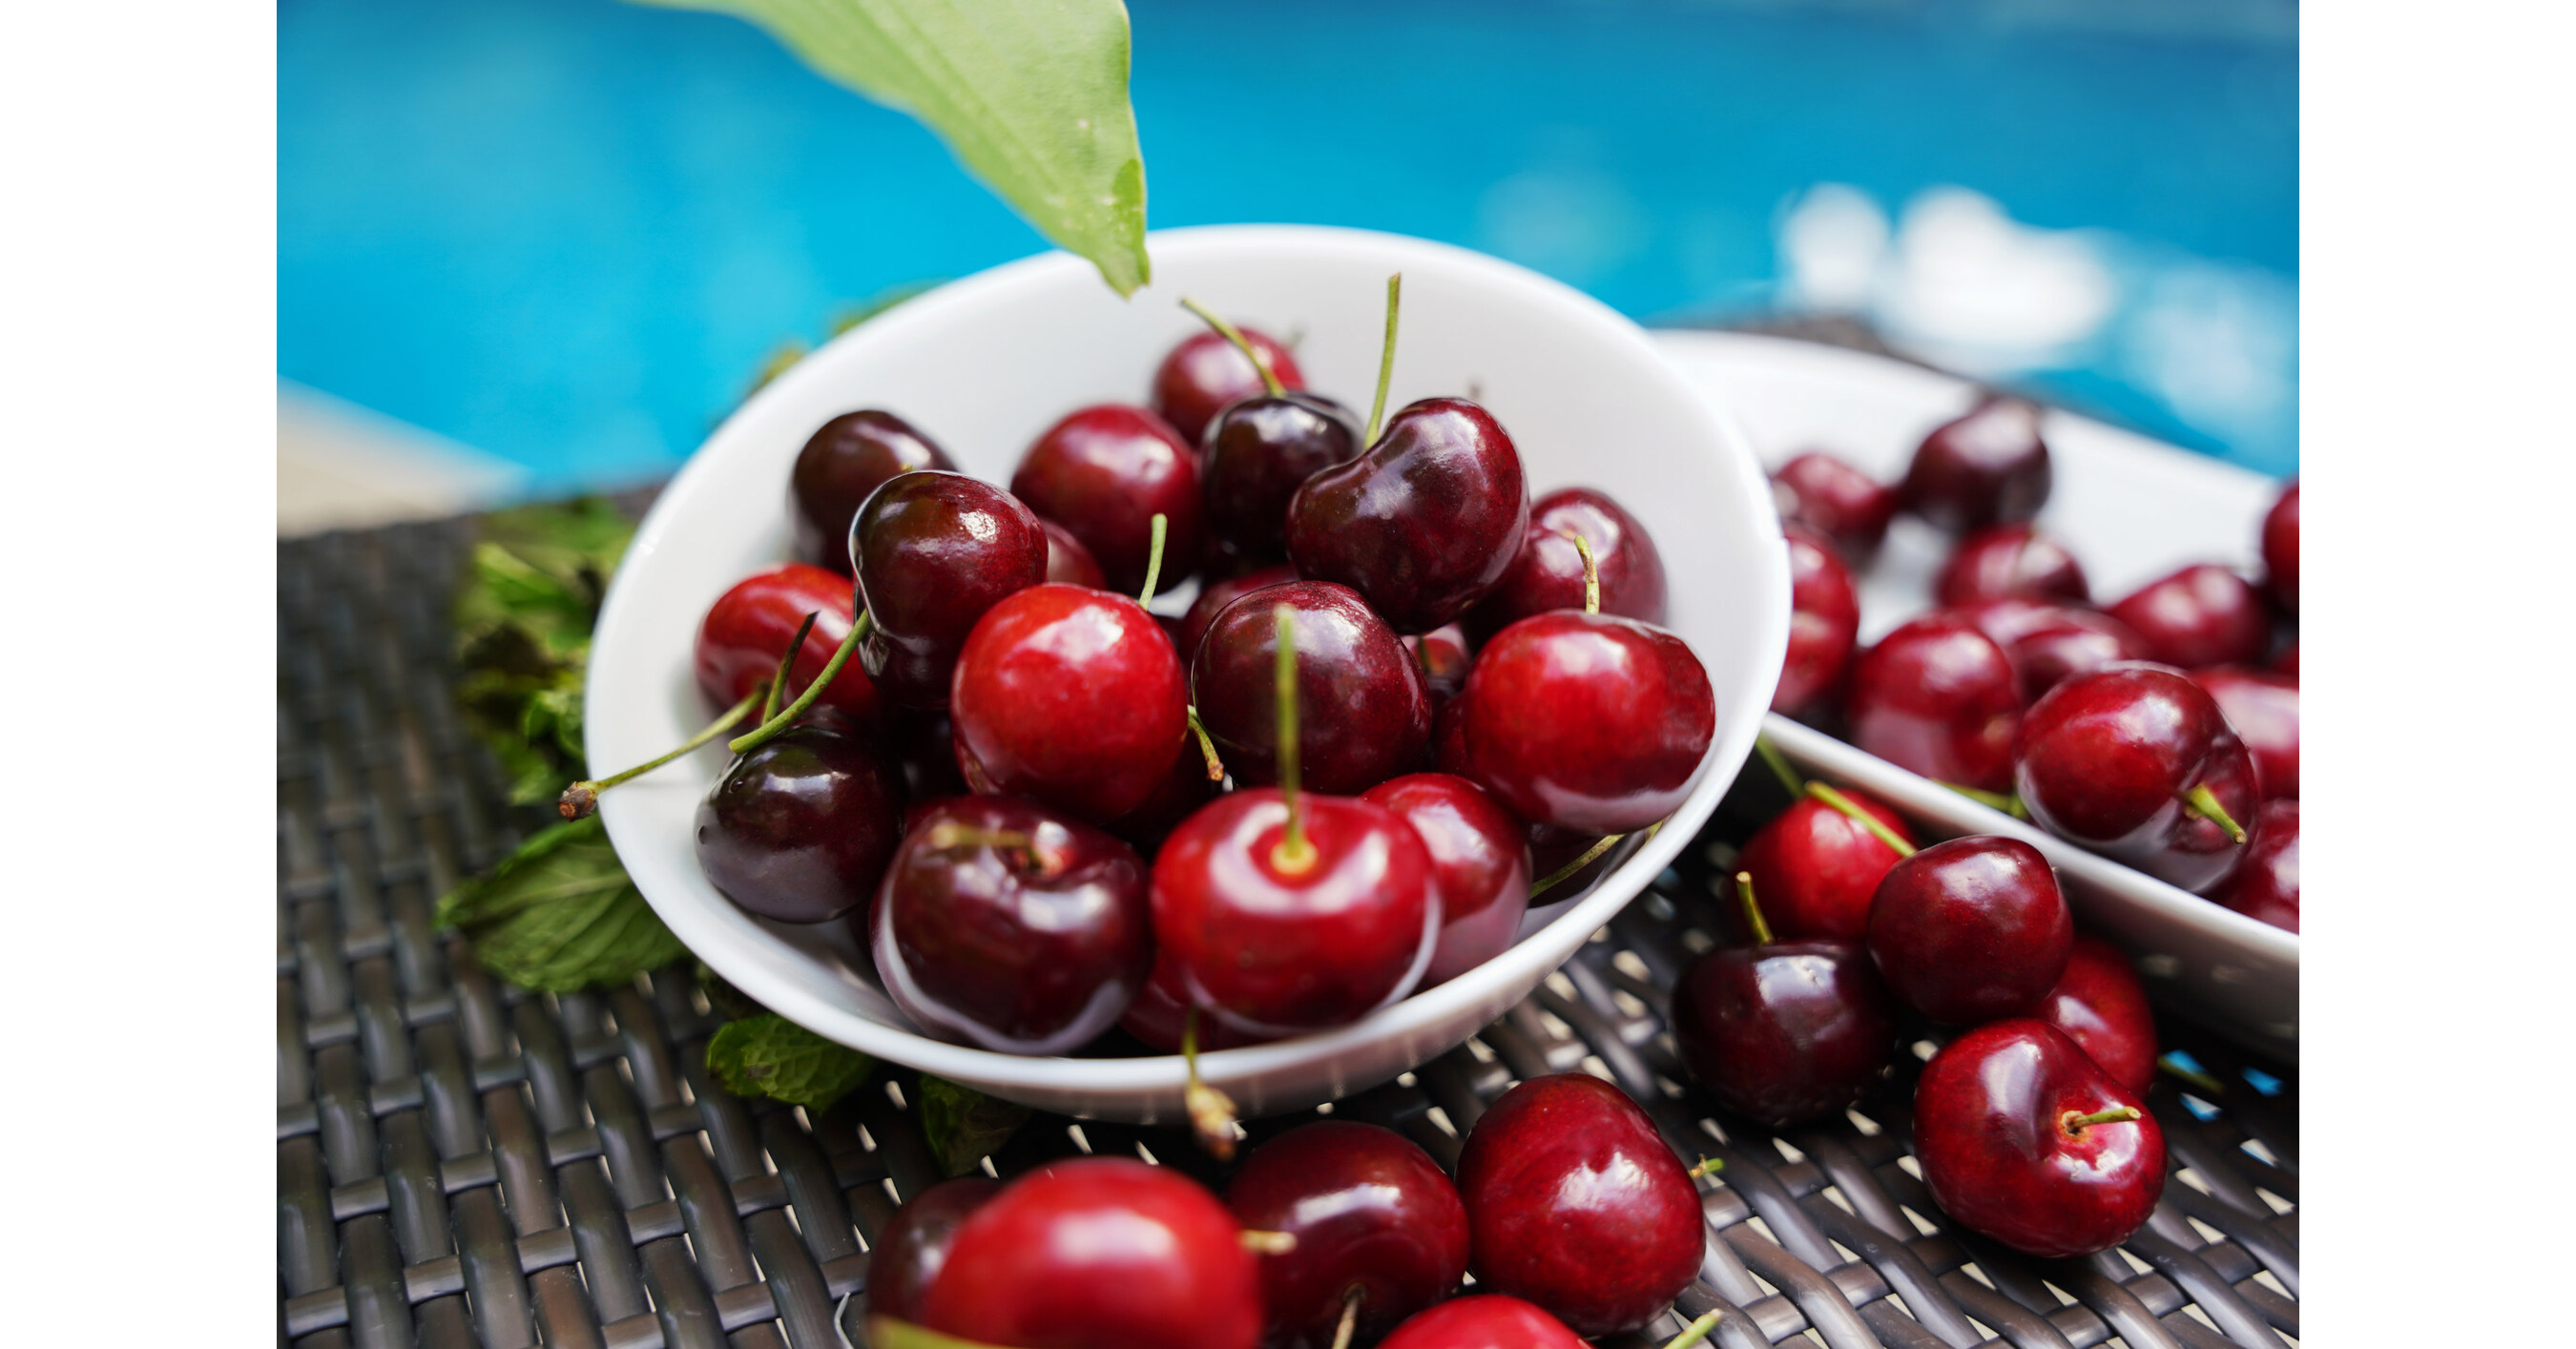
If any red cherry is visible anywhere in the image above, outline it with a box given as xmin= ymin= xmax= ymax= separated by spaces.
xmin=1772 ymin=449 xmax=1896 ymax=556
xmin=1913 ymin=1020 xmax=2165 ymax=1257
xmin=2106 ymin=564 xmax=2270 ymax=669
xmin=949 ymin=583 xmax=1188 ymax=824
xmin=2215 ymin=799 xmax=2298 ymax=932
xmin=865 ymin=1177 xmax=997 ymax=1325
xmin=917 ymin=1156 xmax=1262 ymax=1349
xmin=1102 ymin=739 xmax=1223 ymax=858
xmin=2261 ymin=479 xmax=2298 ymax=613
xmin=2192 ymin=666 xmax=2298 ymax=799
xmin=1377 ymin=1296 xmax=1588 ymax=1349
xmin=1191 ymin=580 xmax=1432 ymax=795
xmin=1152 ymin=324 xmax=1307 ymax=446
xmin=1285 ymin=397 xmax=1531 ymax=634
xmin=1115 ymin=952 xmax=1273 ymax=1052
xmin=789 ymin=410 xmax=954 ymax=572
xmin=1900 ymin=397 xmax=2051 ymax=531
xmin=1409 ymin=623 xmax=1473 ymax=708
xmin=1846 ymin=612 xmax=2023 ymax=792
xmin=852 ymin=471 xmax=1049 ymax=710
xmin=1935 ymin=523 xmax=2089 ymax=607
xmin=1458 ymin=612 xmax=1716 ymax=834
xmin=1036 ymin=516 xmax=1107 ymax=589
xmin=694 ymin=564 xmax=883 ymax=726
xmin=1672 ymin=874 xmax=1897 ymax=1127
xmin=2274 ymin=639 xmax=2298 ymax=678
xmin=1455 ymin=1073 xmax=1705 ymax=1337
xmin=1176 ymin=564 xmax=1299 ymax=665
xmin=2014 ymin=664 xmax=2259 ymax=894
xmin=1465 ymin=486 xmax=1669 ymax=641
xmin=695 ymin=720 xmax=902 ymax=924
xmin=1223 ymin=1121 xmax=1469 ymax=1347
xmin=1774 ymin=522 xmax=1860 ymax=716
xmin=1013 ymin=405 xmax=1205 ymax=596
xmin=1200 ymin=391 xmax=1364 ymax=564
xmin=1866 ymin=836 xmax=2072 ymax=1023
xmin=1361 ymin=773 xmax=1533 ymax=986
xmin=1735 ymin=788 xmax=1914 ymax=942
xmin=2037 ymin=933 xmax=2158 ymax=1095
xmin=1524 ymin=820 xmax=1620 ymax=898
xmin=2005 ymin=608 xmax=2149 ymax=704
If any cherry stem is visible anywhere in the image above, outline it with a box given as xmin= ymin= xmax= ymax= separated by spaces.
xmin=864 ymin=1316 xmax=1012 ymax=1349
xmin=1529 ymin=832 xmax=1624 ymax=899
xmin=1186 ymin=705 xmax=1227 ymax=782
xmin=1940 ymin=779 xmax=2029 ymax=820
xmin=1754 ymin=735 xmax=1804 ymax=797
xmin=1328 ymin=1287 xmax=1363 ymax=1349
xmin=1689 ymin=1155 xmax=1725 ymax=1180
xmin=1560 ymin=529 xmax=1599 ymax=614
xmin=1734 ymin=871 xmax=1775 ymax=946
xmin=1137 ymin=512 xmax=1169 ymax=605
xmin=1805 ymin=782 xmax=1917 ymax=857
xmin=2181 ymin=783 xmax=2249 ymax=843
xmin=919 ymin=823 xmax=1035 ymax=855
xmin=728 ymin=608 xmax=873 ymax=756
xmin=2061 ymin=1105 xmax=2145 ymax=1136
xmin=1270 ymin=604 xmax=1317 ymax=874
xmin=1178 ymin=297 xmax=1285 ymax=399
xmin=1660 ymin=1311 xmax=1726 ymax=1349
xmin=1181 ymin=1009 xmax=1240 ymax=1161
xmin=2158 ymin=1053 xmax=2228 ymax=1096
xmin=1238 ymin=1229 xmax=1298 ymax=1256
xmin=759 ymin=611 xmax=821 ymax=723
xmin=1362 ymin=273 xmax=1402 ymax=446
xmin=559 ymin=683 xmax=765 ymax=820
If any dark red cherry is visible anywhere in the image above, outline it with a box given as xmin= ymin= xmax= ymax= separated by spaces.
xmin=1736 ymin=788 xmax=1914 ymax=942
xmin=2216 ymin=799 xmax=2298 ymax=932
xmin=883 ymin=707 xmax=967 ymax=801
xmin=694 ymin=564 xmax=883 ymax=726
xmin=1224 ymin=1121 xmax=1469 ymax=1347
xmin=1846 ymin=612 xmax=2023 ymax=791
xmin=1457 ymin=612 xmax=1715 ymax=834
xmin=1104 ymin=739 xmax=1223 ymax=858
xmin=1361 ymin=773 xmax=1532 ymax=986
xmin=1775 ymin=522 xmax=1860 ymax=716
xmin=1377 ymin=1296 xmax=1589 ymax=1349
xmin=2275 ymin=639 xmax=2298 ymax=677
xmin=1037 ymin=516 xmax=1107 ymax=589
xmin=949 ymin=583 xmax=1189 ymax=824
xmin=1866 ymin=836 xmax=2071 ymax=1023
xmin=1151 ymin=789 xmax=1436 ymax=1035
xmin=917 ymin=1156 xmax=1261 ymax=1349
xmin=1936 ymin=523 xmax=2088 ymax=607
xmin=696 ymin=720 xmax=902 ymax=924
xmin=2004 ymin=607 xmax=2150 ymax=704
xmin=2262 ymin=480 xmax=2298 ymax=613
xmin=1153 ymin=324 xmax=1307 ymax=447
xmin=1192 ymin=581 xmax=1432 ymax=795
xmin=1773 ymin=449 xmax=1896 ymax=556
xmin=2107 ymin=565 xmax=2270 ymax=669
xmin=1408 ymin=624 xmax=1472 ymax=707
xmin=1202 ymin=392 xmax=1364 ymax=564
xmin=2014 ymin=664 xmax=2259 ymax=894
xmin=1177 ymin=564 xmax=1299 ymax=665
xmin=852 ymin=471 xmax=1049 ymax=710
xmin=2192 ymin=666 xmax=2298 ymax=799
xmin=1455 ymin=1072 xmax=1703 ymax=1337
xmin=1012 ymin=405 xmax=1205 ymax=595
xmin=871 ymin=797 xmax=1152 ymax=1054
xmin=1286 ymin=397 xmax=1530 ymax=634
xmin=1524 ymin=820 xmax=1619 ymax=899
xmin=1464 ymin=487 xmax=1668 ymax=641
xmin=1115 ymin=952 xmax=1273 ymax=1053
xmin=866 ymin=1177 xmax=997 ymax=1326
xmin=1672 ymin=876 xmax=1896 ymax=1127
xmin=1913 ymin=1020 xmax=2164 ymax=1257
xmin=2037 ymin=933 xmax=2157 ymax=1095
xmin=1901 ymin=396 xmax=2051 ymax=531
xmin=789 ymin=410 xmax=954 ymax=573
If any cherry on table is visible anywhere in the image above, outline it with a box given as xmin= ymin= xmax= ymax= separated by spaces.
xmin=1773 ymin=448 xmax=1896 ymax=557
xmin=789 ymin=409 xmax=953 ymax=573
xmin=865 ymin=1176 xmax=997 ymax=1325
xmin=1912 ymin=1020 xmax=2165 ymax=1257
xmin=1845 ymin=612 xmax=2023 ymax=792
xmin=1176 ymin=563 xmax=1298 ymax=665
xmin=1866 ymin=835 xmax=2072 ymax=1023
xmin=2262 ymin=479 xmax=2299 ymax=614
xmin=2014 ymin=664 xmax=2260 ymax=895
xmin=2037 ymin=933 xmax=2158 ymax=1095
xmin=1152 ymin=322 xmax=1307 ymax=447
xmin=1037 ymin=516 xmax=1107 ymax=589
xmin=1223 ymin=1120 xmax=1469 ymax=1348
xmin=695 ymin=563 xmax=883 ymax=727
xmin=949 ymin=582 xmax=1189 ymax=824
xmin=2107 ymin=564 xmax=2270 ymax=669
xmin=1735 ymin=783 xmax=1915 ymax=942
xmin=1191 ymin=579 xmax=1431 ymax=795
xmin=1900 ymin=396 xmax=2051 ymax=531
xmin=1672 ymin=871 xmax=1898 ymax=1127
xmin=1362 ymin=772 xmax=1532 ymax=986
xmin=1012 ymin=405 xmax=1205 ymax=596
xmin=851 ymin=470 xmax=1049 ymax=710
xmin=1465 ymin=486 xmax=1669 ymax=641
xmin=2002 ymin=607 xmax=2149 ymax=704
xmin=1287 ymin=396 xmax=1530 ymax=633
xmin=2216 ymin=799 xmax=2298 ymax=932
xmin=696 ymin=718 xmax=902 ymax=924
xmin=1935 ymin=523 xmax=2089 ymax=607
xmin=1775 ymin=522 xmax=1860 ymax=716
xmin=2192 ymin=666 xmax=2298 ymax=799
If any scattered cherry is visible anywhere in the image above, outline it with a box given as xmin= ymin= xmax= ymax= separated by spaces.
xmin=1773 ymin=448 xmax=1897 ymax=556
xmin=1866 ymin=836 xmax=2071 ymax=1023
xmin=1013 ymin=405 xmax=1204 ymax=595
xmin=1775 ymin=522 xmax=1860 ymax=716
xmin=2036 ymin=933 xmax=2158 ymax=1095
xmin=1989 ymin=604 xmax=2149 ymax=704
xmin=949 ymin=582 xmax=1190 ymax=824
xmin=1152 ymin=322 xmax=1307 ymax=447
xmin=2215 ymin=799 xmax=2298 ymax=932
xmin=2106 ymin=564 xmax=2269 ymax=669
xmin=1845 ymin=612 xmax=2023 ymax=792
xmin=865 ymin=1177 xmax=997 ymax=1325
xmin=2014 ymin=664 xmax=2258 ymax=894
xmin=1376 ymin=1296 xmax=1589 ymax=1349
xmin=696 ymin=718 xmax=902 ymax=924
xmin=1223 ymin=1120 xmax=1469 ymax=1348
xmin=1672 ymin=872 xmax=1897 ymax=1127
xmin=2262 ymin=479 xmax=2298 ymax=614
xmin=1287 ymin=397 xmax=1530 ymax=634
xmin=1912 ymin=1020 xmax=2165 ymax=1258
xmin=1037 ymin=516 xmax=1107 ymax=589
xmin=2192 ymin=666 xmax=2298 ymax=800
xmin=1361 ymin=772 xmax=1533 ymax=986
xmin=852 ymin=470 xmax=1049 ymax=709
xmin=1935 ymin=523 xmax=2088 ymax=607
xmin=694 ymin=563 xmax=882 ymax=726
xmin=1900 ymin=396 xmax=2051 ymax=531
xmin=1735 ymin=784 xmax=1914 ymax=942
xmin=789 ymin=409 xmax=954 ymax=572
xmin=1191 ymin=579 xmax=1431 ymax=795
xmin=1465 ymin=486 xmax=1668 ymax=641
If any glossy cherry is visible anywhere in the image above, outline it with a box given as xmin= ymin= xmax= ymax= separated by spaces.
xmin=695 ymin=564 xmax=882 ymax=726
xmin=1410 ymin=624 xmax=1472 ymax=707
xmin=1037 ymin=516 xmax=1107 ymax=589
xmin=1223 ymin=1121 xmax=1469 ymax=1348
xmin=1936 ymin=523 xmax=2088 ymax=607
xmin=2014 ymin=664 xmax=2259 ymax=894
xmin=1866 ymin=836 xmax=2071 ymax=1023
xmin=1773 ymin=449 xmax=1897 ymax=556
xmin=1999 ymin=606 xmax=2150 ymax=704
xmin=1153 ymin=323 xmax=1307 ymax=447
xmin=871 ymin=797 xmax=1152 ymax=1054
xmin=851 ymin=470 xmax=1049 ymax=710
xmin=2192 ymin=666 xmax=2298 ymax=800
xmin=1457 ymin=612 xmax=1715 ymax=835
xmin=1775 ymin=522 xmax=1860 ymax=716
xmin=1845 ymin=612 xmax=2023 ymax=792
xmin=1361 ymin=773 xmax=1532 ymax=986
xmin=949 ymin=583 xmax=1189 ymax=824
xmin=1455 ymin=1072 xmax=1705 ymax=1337
xmin=1901 ymin=396 xmax=2051 ymax=531
xmin=2037 ymin=933 xmax=2158 ymax=1095
xmin=1115 ymin=953 xmax=1273 ymax=1052
xmin=1735 ymin=786 xmax=1915 ymax=942
xmin=2215 ymin=799 xmax=2298 ymax=932
xmin=2107 ymin=564 xmax=2270 ymax=669
xmin=1177 ymin=563 xmax=1299 ymax=665
xmin=914 ymin=1156 xmax=1262 ymax=1349
xmin=789 ymin=409 xmax=954 ymax=572
xmin=1377 ymin=1296 xmax=1589 ymax=1349
xmin=1202 ymin=392 xmax=1364 ymax=564
xmin=1672 ymin=874 xmax=1897 ymax=1127
xmin=865 ymin=1177 xmax=998 ymax=1325
xmin=696 ymin=719 xmax=902 ymax=924
xmin=1013 ymin=405 xmax=1204 ymax=595
xmin=2261 ymin=479 xmax=2298 ymax=614
xmin=1192 ymin=580 xmax=1431 ymax=795
xmin=1465 ymin=487 xmax=1668 ymax=641
xmin=1913 ymin=1020 xmax=2165 ymax=1258
xmin=1286 ymin=397 xmax=1530 ymax=633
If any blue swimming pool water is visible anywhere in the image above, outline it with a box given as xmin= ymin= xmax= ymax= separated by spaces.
xmin=279 ymin=0 xmax=2297 ymax=493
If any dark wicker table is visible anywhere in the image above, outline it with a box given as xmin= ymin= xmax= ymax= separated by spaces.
xmin=278 ymin=515 xmax=2299 ymax=1349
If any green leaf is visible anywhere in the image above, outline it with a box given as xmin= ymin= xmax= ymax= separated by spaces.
xmin=917 ymin=1074 xmax=1028 ymax=1176
xmin=435 ymin=816 xmax=687 ymax=991
xmin=630 ymin=0 xmax=1150 ymax=296
xmin=450 ymin=498 xmax=636 ymax=800
xmin=707 ymin=1015 xmax=877 ymax=1110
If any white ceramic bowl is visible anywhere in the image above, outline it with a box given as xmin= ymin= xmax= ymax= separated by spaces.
xmin=587 ymin=225 xmax=1789 ymax=1121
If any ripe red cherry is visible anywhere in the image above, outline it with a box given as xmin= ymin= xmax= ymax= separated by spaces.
xmin=2037 ymin=934 xmax=2157 ymax=1095
xmin=852 ymin=471 xmax=1049 ymax=710
xmin=1997 ymin=606 xmax=2149 ymax=704
xmin=694 ymin=564 xmax=883 ymax=726
xmin=1773 ymin=449 xmax=1896 ymax=556
xmin=789 ymin=410 xmax=954 ymax=572
xmin=2192 ymin=666 xmax=2298 ymax=799
xmin=2274 ymin=639 xmax=2298 ymax=678
xmin=1775 ymin=522 xmax=1860 ymax=716
xmin=2107 ymin=564 xmax=2270 ymax=668
xmin=1152 ymin=323 xmax=1307 ymax=446
xmin=1013 ymin=405 xmax=1205 ymax=595
xmin=2216 ymin=799 xmax=2298 ymax=932
xmin=1176 ymin=564 xmax=1298 ymax=665
xmin=1150 ymin=789 xmax=1437 ymax=1035
xmin=1457 ymin=612 xmax=1715 ymax=834
xmin=1224 ymin=1121 xmax=1469 ymax=1347
xmin=696 ymin=720 xmax=902 ymax=924
xmin=1735 ymin=787 xmax=1914 ymax=942
xmin=1036 ymin=517 xmax=1107 ymax=589
xmin=1672 ymin=874 xmax=1897 ymax=1127
xmin=915 ymin=1156 xmax=1261 ymax=1349
xmin=2262 ymin=480 xmax=2298 ymax=613
xmin=870 ymin=797 xmax=1152 ymax=1054
xmin=1936 ymin=523 xmax=2088 ymax=607
xmin=2014 ymin=664 xmax=2259 ymax=894
xmin=865 ymin=1177 xmax=997 ymax=1325
xmin=1192 ymin=581 xmax=1431 ymax=795
xmin=1115 ymin=953 xmax=1273 ymax=1052
xmin=1900 ymin=397 xmax=2051 ymax=531
xmin=1378 ymin=1296 xmax=1588 ymax=1349
xmin=1455 ymin=1072 xmax=1705 ymax=1337
xmin=1913 ymin=1020 xmax=2165 ymax=1258
xmin=1846 ymin=612 xmax=2023 ymax=792
xmin=1361 ymin=773 xmax=1532 ymax=986
xmin=949 ymin=583 xmax=1188 ymax=824
xmin=1866 ymin=836 xmax=2072 ymax=1023
xmin=1201 ymin=392 xmax=1364 ymax=564
xmin=1465 ymin=487 xmax=1668 ymax=641
xmin=1286 ymin=397 xmax=1530 ymax=633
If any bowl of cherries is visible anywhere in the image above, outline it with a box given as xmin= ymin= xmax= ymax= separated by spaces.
xmin=582 ymin=224 xmax=1789 ymax=1121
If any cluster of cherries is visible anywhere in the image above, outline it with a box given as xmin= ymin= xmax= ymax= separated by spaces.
xmin=1771 ymin=397 xmax=2301 ymax=929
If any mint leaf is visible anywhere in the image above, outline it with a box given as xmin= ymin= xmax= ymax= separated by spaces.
xmin=707 ymin=1015 xmax=876 ymax=1110
xmin=451 ymin=497 xmax=636 ymax=805
xmin=435 ymin=816 xmax=686 ymax=991
xmin=917 ymin=1074 xmax=1028 ymax=1177
xmin=630 ymin=0 xmax=1150 ymax=296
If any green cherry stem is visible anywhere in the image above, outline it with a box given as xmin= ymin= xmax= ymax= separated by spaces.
xmin=2181 ymin=783 xmax=2249 ymax=843
xmin=558 ymin=683 xmax=766 ymax=819
xmin=1238 ymin=1230 xmax=1298 ymax=1255
xmin=727 ymin=608 xmax=873 ymax=756
xmin=1137 ymin=512 xmax=1169 ymax=605
xmin=865 ymin=1316 xmax=1015 ymax=1349
xmin=2060 ymin=1105 xmax=2145 ymax=1136
xmin=1805 ymin=781 xmax=1918 ymax=857
xmin=1362 ymin=273 xmax=1402 ymax=446
xmin=1327 ymin=1287 xmax=1363 ymax=1349
xmin=1529 ymin=833 xmax=1623 ymax=898
xmin=1270 ymin=604 xmax=1317 ymax=874
xmin=1754 ymin=735 xmax=1806 ymax=797
xmin=1660 ymin=1311 xmax=1726 ymax=1349
xmin=1734 ymin=871 xmax=1775 ymax=946
xmin=1177 ymin=298 xmax=1285 ymax=398
xmin=1181 ymin=1009 xmax=1240 ymax=1161
xmin=1688 ymin=1155 xmax=1725 ymax=1180
xmin=1185 ymin=705 xmax=1227 ymax=782
xmin=1560 ymin=529 xmax=1600 ymax=614
xmin=1940 ymin=779 xmax=2030 ymax=820
xmin=758 ymin=611 xmax=821 ymax=723
xmin=2157 ymin=1052 xmax=2228 ymax=1096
